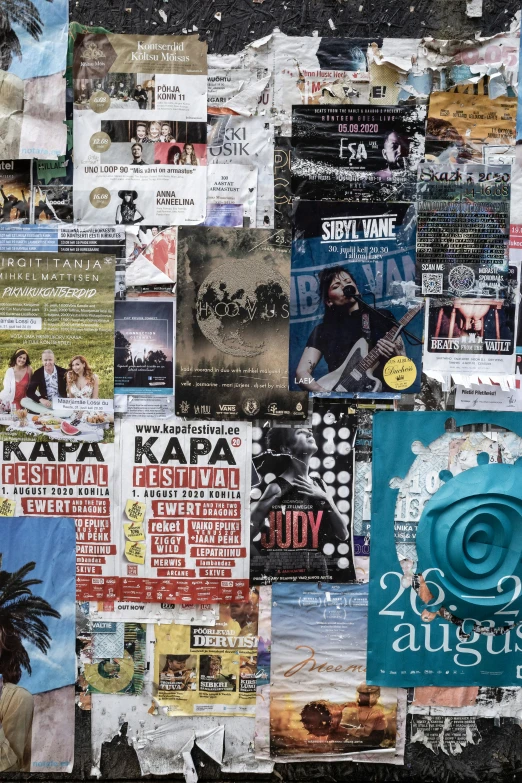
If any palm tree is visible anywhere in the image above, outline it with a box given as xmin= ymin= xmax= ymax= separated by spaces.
xmin=0 ymin=561 xmax=61 ymax=675
xmin=0 ymin=0 xmax=53 ymax=71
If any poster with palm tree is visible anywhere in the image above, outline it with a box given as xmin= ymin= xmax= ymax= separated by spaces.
xmin=0 ymin=0 xmax=68 ymax=159
xmin=0 ymin=516 xmax=75 ymax=772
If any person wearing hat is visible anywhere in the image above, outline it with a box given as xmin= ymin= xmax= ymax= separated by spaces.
xmin=342 ymin=684 xmax=387 ymax=745
xmin=115 ymin=191 xmax=144 ymax=225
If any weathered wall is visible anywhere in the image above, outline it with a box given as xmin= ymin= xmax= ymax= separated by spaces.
xmin=22 ymin=1 xmax=520 ymax=780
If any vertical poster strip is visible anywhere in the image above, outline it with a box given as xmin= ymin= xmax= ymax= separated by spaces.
xmin=118 ymin=417 xmax=251 ymax=603
xmin=0 ymin=516 xmax=76 ymax=772
xmin=250 ymin=401 xmax=357 ymax=585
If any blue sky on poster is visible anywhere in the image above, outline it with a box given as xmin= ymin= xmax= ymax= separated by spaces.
xmin=1 ymin=517 xmax=76 ymax=695
xmin=8 ymin=0 xmax=68 ymax=80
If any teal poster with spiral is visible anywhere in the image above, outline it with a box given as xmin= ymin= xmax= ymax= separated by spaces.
xmin=367 ymin=411 xmax=522 ymax=687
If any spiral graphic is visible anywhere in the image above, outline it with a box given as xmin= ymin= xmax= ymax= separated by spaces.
xmin=416 ymin=459 xmax=522 ymax=625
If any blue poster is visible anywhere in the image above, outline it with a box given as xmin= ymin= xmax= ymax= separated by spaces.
xmin=0 ymin=516 xmax=76 ymax=771
xmin=368 ymin=411 xmax=522 ymax=687
xmin=289 ymin=200 xmax=423 ymax=398
xmin=4 ymin=0 xmax=68 ymax=78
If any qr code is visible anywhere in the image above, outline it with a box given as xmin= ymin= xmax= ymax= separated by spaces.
xmin=422 ymin=273 xmax=443 ymax=295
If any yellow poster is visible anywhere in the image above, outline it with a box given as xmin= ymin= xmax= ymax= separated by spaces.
xmin=153 ymin=589 xmax=258 ymax=716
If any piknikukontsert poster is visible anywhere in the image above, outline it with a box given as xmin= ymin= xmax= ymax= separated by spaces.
xmin=290 ymin=200 xmax=423 ymax=396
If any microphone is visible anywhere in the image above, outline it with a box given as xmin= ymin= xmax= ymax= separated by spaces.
xmin=343 ymin=285 xmax=358 ymax=298
xmin=341 ymin=284 xmax=421 ymax=344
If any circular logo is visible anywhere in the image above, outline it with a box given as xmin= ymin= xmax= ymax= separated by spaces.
xmin=242 ymin=398 xmax=260 ymax=416
xmin=89 ymin=90 xmax=111 ymax=113
xmin=89 ymin=131 xmax=111 ymax=153
xmin=89 ymin=187 xmax=111 ymax=209
xmin=383 ymin=356 xmax=417 ymax=390
xmin=448 ymin=264 xmax=476 ymax=294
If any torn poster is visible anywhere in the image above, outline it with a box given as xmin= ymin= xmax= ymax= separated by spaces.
xmin=89 ymin=601 xmax=217 ymax=625
xmin=175 ymin=227 xmax=308 ymax=420
xmin=425 ymin=92 xmax=516 ymax=164
xmin=367 ymin=411 xmax=522 ymax=687
xmin=125 ymin=225 xmax=176 ymax=287
xmin=114 ymin=299 xmax=174 ymax=396
xmin=205 ymin=164 xmax=257 ymax=228
xmin=422 ymin=266 xmax=518 ymax=375
xmin=291 ymin=104 xmax=426 ymax=203
xmin=0 ymin=516 xmax=75 ymax=772
xmin=0 ymin=437 xmax=115 ymax=600
xmin=289 ymin=199 xmax=423 ymax=396
xmin=117 ymin=417 xmax=251 ymax=603
xmin=411 ymin=685 xmax=522 ymax=717
xmin=83 ymin=622 xmax=146 ymax=695
xmin=90 ymin=685 xmax=273 ymax=777
xmin=0 ymin=160 xmax=31 ymax=223
xmin=207 ymin=115 xmax=274 ymax=228
xmin=410 ymin=715 xmax=482 ymax=754
xmin=254 ymin=585 xmax=271 ymax=759
xmin=250 ymin=401 xmax=356 ymax=585
xmin=270 ymin=582 xmax=399 ymax=759
xmin=33 ymin=150 xmax=73 ymax=223
xmin=352 ymin=405 xmax=374 ymax=578
xmin=416 ymin=164 xmax=510 ymax=296
xmin=207 ymin=67 xmax=271 ymax=117
xmin=271 ymin=33 xmax=375 ymax=135
xmin=153 ymin=593 xmax=258 ymax=716
xmin=73 ymin=34 xmax=207 ymax=225
xmin=0 ymin=0 xmax=67 ymax=160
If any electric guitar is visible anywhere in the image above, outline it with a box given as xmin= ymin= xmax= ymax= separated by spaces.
xmin=317 ymin=304 xmax=424 ymax=393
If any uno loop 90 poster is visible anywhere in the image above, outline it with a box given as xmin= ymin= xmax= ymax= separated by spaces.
xmin=250 ymin=401 xmax=356 ymax=584
xmin=368 ymin=411 xmax=522 ymax=687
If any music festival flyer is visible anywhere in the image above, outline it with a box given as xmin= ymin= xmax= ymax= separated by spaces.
xmin=289 ymin=200 xmax=423 ymax=397
xmin=117 ymin=417 xmax=251 ymax=603
xmin=291 ymin=104 xmax=425 ymax=202
xmin=250 ymin=401 xmax=356 ymax=585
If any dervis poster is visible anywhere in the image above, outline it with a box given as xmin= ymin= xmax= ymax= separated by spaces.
xmin=270 ymin=583 xmax=399 ymax=758
xmin=117 ymin=418 xmax=251 ymax=603
xmin=175 ymin=227 xmax=308 ymax=420
xmin=0 ymin=438 xmax=116 ymax=601
xmin=0 ymin=516 xmax=75 ymax=772
xmin=153 ymin=592 xmax=258 ymax=716
xmin=367 ymin=411 xmax=522 ymax=687
xmin=250 ymin=401 xmax=356 ymax=585
xmin=73 ymin=33 xmax=207 ymax=225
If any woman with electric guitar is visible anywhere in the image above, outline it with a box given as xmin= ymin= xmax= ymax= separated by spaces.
xmin=295 ymin=265 xmax=422 ymax=394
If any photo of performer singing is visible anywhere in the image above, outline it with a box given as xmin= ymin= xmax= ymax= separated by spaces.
xmin=294 ymin=265 xmax=405 ymax=393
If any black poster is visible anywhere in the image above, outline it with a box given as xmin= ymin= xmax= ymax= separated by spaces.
xmin=250 ymin=401 xmax=356 ymax=585
xmin=291 ymin=104 xmax=425 ymax=202
xmin=114 ymin=299 xmax=174 ymax=394
xmin=175 ymin=227 xmax=308 ymax=420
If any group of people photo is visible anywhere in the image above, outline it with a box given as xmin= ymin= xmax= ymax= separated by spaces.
xmin=0 ymin=349 xmax=100 ymax=414
xmin=74 ymin=73 xmax=156 ymax=109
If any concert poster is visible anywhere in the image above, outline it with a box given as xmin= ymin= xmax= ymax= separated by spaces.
xmin=416 ymin=164 xmax=510 ymax=296
xmin=289 ymin=200 xmax=423 ymax=397
xmin=175 ymin=227 xmax=308 ymax=420
xmin=114 ymin=299 xmax=174 ymax=395
xmin=250 ymin=400 xmax=356 ymax=585
xmin=291 ymin=104 xmax=425 ymax=202
xmin=270 ymin=582 xmax=399 ymax=759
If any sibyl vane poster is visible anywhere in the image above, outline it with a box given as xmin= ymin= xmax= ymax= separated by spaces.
xmin=289 ymin=200 xmax=423 ymax=397
xmin=368 ymin=411 xmax=522 ymax=688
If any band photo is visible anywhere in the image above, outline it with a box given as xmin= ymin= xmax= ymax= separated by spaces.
xmin=73 ymin=74 xmax=156 ymax=109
